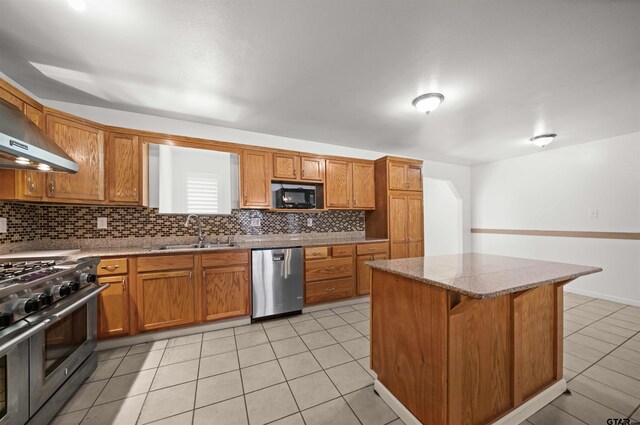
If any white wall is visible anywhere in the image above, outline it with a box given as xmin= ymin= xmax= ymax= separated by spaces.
xmin=471 ymin=132 xmax=640 ymax=306
xmin=424 ymin=178 xmax=463 ymax=255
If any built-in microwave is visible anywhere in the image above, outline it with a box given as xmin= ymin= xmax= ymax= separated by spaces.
xmin=275 ymin=187 xmax=316 ymax=209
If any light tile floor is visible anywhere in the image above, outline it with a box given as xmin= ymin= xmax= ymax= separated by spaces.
xmin=52 ymin=294 xmax=640 ymax=425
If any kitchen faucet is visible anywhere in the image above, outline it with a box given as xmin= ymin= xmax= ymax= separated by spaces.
xmin=185 ymin=214 xmax=205 ymax=247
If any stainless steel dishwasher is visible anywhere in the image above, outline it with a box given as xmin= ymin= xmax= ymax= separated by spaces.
xmin=252 ymin=247 xmax=303 ymax=320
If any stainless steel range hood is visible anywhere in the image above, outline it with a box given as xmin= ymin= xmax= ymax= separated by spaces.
xmin=0 ymin=99 xmax=78 ymax=173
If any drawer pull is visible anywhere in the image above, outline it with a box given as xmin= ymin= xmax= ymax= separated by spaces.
xmin=312 ymin=252 xmax=322 ymax=256
xmin=325 ymin=266 xmax=337 ymax=272
xmin=325 ymin=287 xmax=336 ymax=292
xmin=101 ymin=265 xmax=120 ymax=272
xmin=368 ymin=247 xmax=375 ymax=251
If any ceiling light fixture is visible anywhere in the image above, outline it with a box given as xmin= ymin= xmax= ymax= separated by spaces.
xmin=412 ymin=93 xmax=445 ymax=114
xmin=15 ymin=157 xmax=31 ymax=165
xmin=68 ymin=0 xmax=86 ymax=11
xmin=37 ymin=164 xmax=52 ymax=171
xmin=530 ymin=133 xmax=557 ymax=147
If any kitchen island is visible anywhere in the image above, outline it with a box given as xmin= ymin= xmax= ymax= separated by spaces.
xmin=367 ymin=253 xmax=601 ymax=425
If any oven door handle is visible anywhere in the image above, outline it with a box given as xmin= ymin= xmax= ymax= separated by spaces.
xmin=49 ymin=284 xmax=110 ymax=323
xmin=0 ymin=319 xmax=51 ymax=357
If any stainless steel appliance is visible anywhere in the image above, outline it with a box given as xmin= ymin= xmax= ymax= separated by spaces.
xmin=0 ymin=98 xmax=78 ymax=173
xmin=0 ymin=257 xmax=104 ymax=425
xmin=252 ymin=248 xmax=303 ymax=319
xmin=274 ymin=187 xmax=316 ymax=209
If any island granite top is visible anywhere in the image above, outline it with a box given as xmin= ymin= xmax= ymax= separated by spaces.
xmin=367 ymin=253 xmax=602 ymax=298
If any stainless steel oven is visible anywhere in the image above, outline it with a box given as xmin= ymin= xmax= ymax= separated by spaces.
xmin=25 ymin=285 xmax=103 ymax=415
xmin=0 ymin=322 xmax=37 ymax=425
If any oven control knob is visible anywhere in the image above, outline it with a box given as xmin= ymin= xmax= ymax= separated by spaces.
xmin=41 ymin=294 xmax=54 ymax=306
xmin=59 ymin=283 xmax=72 ymax=297
xmin=16 ymin=297 xmax=41 ymax=314
xmin=0 ymin=314 xmax=11 ymax=328
xmin=80 ymin=273 xmax=97 ymax=284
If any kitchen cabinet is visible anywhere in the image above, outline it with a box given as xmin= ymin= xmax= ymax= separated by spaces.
xmin=97 ymin=275 xmax=130 ymax=339
xmin=201 ymin=251 xmax=250 ymax=321
xmin=45 ymin=112 xmax=105 ymax=201
xmin=326 ymin=160 xmax=375 ymax=210
xmin=273 ymin=153 xmax=325 ymax=182
xmin=355 ymin=242 xmax=389 ymax=295
xmin=96 ymin=258 xmax=130 ymax=339
xmin=136 ymin=254 xmax=195 ymax=332
xmin=388 ymin=160 xmax=422 ymax=191
xmin=304 ymin=244 xmax=355 ymax=304
xmin=241 ymin=149 xmax=271 ymax=208
xmin=107 ymin=132 xmax=144 ymax=205
xmin=365 ymin=157 xmax=424 ymax=258
xmin=388 ymin=193 xmax=424 ymax=259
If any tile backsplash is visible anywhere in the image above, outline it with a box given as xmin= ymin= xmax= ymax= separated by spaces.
xmin=0 ymin=202 xmax=365 ymax=246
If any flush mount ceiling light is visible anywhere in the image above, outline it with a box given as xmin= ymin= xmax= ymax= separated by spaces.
xmin=37 ymin=164 xmax=52 ymax=171
xmin=412 ymin=93 xmax=445 ymax=114
xmin=530 ymin=133 xmax=557 ymax=147
xmin=68 ymin=0 xmax=86 ymax=11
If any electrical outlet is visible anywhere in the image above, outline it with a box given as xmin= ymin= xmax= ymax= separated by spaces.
xmin=97 ymin=217 xmax=108 ymax=229
xmin=250 ymin=218 xmax=261 ymax=227
xmin=589 ymin=208 xmax=599 ymax=219
xmin=0 ymin=217 xmax=7 ymax=233
xmin=307 ymin=218 xmax=313 ymax=227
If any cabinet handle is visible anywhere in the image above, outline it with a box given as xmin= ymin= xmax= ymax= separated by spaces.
xmin=101 ymin=265 xmax=119 ymax=272
xmin=189 ymin=272 xmax=192 ymax=281
xmin=202 ymin=270 xmax=206 ymax=280
xmin=121 ymin=277 xmax=126 ymax=292
xmin=133 ymin=188 xmax=138 ymax=201
xmin=368 ymin=247 xmax=375 ymax=251
xmin=338 ymin=250 xmax=346 ymax=254
xmin=293 ymin=169 xmax=297 ymax=177
xmin=370 ymin=255 xmax=374 ymax=260
xmin=301 ymin=169 xmax=305 ymax=177
xmin=312 ymin=252 xmax=322 ymax=256
xmin=325 ymin=266 xmax=337 ymax=272
xmin=49 ymin=180 xmax=55 ymax=196
xmin=244 ymin=194 xmax=248 ymax=204
xmin=325 ymin=287 xmax=336 ymax=292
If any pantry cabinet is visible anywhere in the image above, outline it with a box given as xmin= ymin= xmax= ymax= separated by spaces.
xmin=241 ymin=149 xmax=271 ymax=208
xmin=45 ymin=112 xmax=105 ymax=202
xmin=388 ymin=193 xmax=424 ymax=259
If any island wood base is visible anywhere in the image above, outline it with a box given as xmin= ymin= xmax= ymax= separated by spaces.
xmin=370 ymin=269 xmax=573 ymax=425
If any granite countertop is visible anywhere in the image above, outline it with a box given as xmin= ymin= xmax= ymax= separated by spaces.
xmin=51 ymin=236 xmax=389 ymax=262
xmin=367 ymin=253 xmax=602 ymax=298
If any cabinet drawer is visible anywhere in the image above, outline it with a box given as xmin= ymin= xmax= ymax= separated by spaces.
xmin=305 ymin=247 xmax=329 ymax=260
xmin=137 ymin=254 xmax=194 ymax=272
xmin=356 ymin=242 xmax=388 ymax=255
xmin=98 ymin=258 xmax=128 ymax=276
xmin=332 ymin=245 xmax=354 ymax=258
xmin=202 ymin=250 xmax=249 ymax=268
xmin=305 ymin=257 xmax=353 ymax=282
xmin=305 ymin=278 xmax=354 ymax=304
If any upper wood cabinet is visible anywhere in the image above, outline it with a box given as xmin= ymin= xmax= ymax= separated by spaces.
xmin=326 ymin=160 xmax=375 ymax=210
xmin=273 ymin=153 xmax=325 ymax=182
xmin=241 ymin=149 xmax=271 ymax=208
xmin=106 ymin=132 xmax=144 ymax=205
xmin=45 ymin=113 xmax=105 ymax=201
xmin=388 ymin=160 xmax=423 ymax=191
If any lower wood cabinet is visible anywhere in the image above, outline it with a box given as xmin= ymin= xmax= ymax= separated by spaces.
xmin=356 ymin=253 xmax=387 ymax=295
xmin=304 ymin=244 xmax=355 ymax=304
xmin=137 ymin=270 xmax=195 ymax=332
xmin=97 ymin=275 xmax=130 ymax=339
xmin=202 ymin=251 xmax=250 ymax=321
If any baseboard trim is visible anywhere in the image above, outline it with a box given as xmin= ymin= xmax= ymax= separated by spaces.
xmin=374 ymin=379 xmax=566 ymax=425
xmin=96 ymin=317 xmax=251 ymax=351
xmin=564 ymin=288 xmax=640 ymax=308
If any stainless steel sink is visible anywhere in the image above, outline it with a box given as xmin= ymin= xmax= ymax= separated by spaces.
xmin=156 ymin=243 xmax=232 ymax=250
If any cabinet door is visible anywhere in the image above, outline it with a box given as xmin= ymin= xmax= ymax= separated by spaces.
xmin=97 ymin=275 xmax=130 ymax=339
xmin=107 ymin=133 xmax=140 ymax=204
xmin=357 ymin=253 xmax=387 ymax=295
xmin=241 ymin=150 xmax=271 ymax=208
xmin=203 ymin=266 xmax=249 ymax=321
xmin=388 ymin=162 xmax=407 ymax=191
xmin=18 ymin=105 xmax=45 ymax=199
xmin=352 ymin=162 xmax=375 ymax=209
xmin=46 ymin=114 xmax=105 ymax=201
xmin=389 ymin=194 xmax=408 ymax=259
xmin=326 ymin=160 xmax=350 ymax=208
xmin=300 ymin=156 xmax=324 ymax=182
xmin=137 ymin=270 xmax=195 ymax=331
xmin=273 ymin=153 xmax=299 ymax=180
xmin=407 ymin=195 xmax=424 ymax=258
xmin=406 ymin=165 xmax=423 ymax=191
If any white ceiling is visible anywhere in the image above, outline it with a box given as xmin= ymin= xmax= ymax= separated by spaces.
xmin=0 ymin=0 xmax=638 ymax=165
